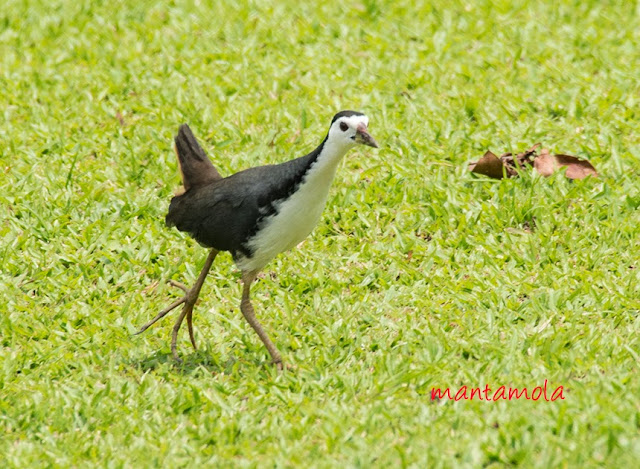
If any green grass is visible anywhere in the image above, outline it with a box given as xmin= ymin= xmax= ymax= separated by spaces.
xmin=2 ymin=0 xmax=640 ymax=466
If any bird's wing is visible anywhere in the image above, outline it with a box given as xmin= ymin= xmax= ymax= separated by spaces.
xmin=165 ymin=154 xmax=315 ymax=253
xmin=165 ymin=177 xmax=262 ymax=252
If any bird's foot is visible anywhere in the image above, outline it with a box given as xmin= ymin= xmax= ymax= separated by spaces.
xmin=168 ymin=282 xmax=200 ymax=360
xmin=271 ymin=359 xmax=296 ymax=372
xmin=135 ymin=280 xmax=200 ymax=361
xmin=136 ymin=249 xmax=217 ymax=363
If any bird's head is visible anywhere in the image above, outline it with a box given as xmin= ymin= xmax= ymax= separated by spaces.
xmin=327 ymin=110 xmax=378 ymax=150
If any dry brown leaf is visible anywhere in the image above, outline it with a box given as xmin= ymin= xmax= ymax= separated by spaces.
xmin=470 ymin=144 xmax=598 ymax=180
xmin=532 ymin=149 xmax=557 ymax=177
xmin=554 ymin=154 xmax=598 ymax=179
xmin=469 ymin=151 xmax=514 ymax=179
xmin=515 ymin=143 xmax=541 ymax=168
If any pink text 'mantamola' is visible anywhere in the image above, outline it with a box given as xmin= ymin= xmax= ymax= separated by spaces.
xmin=431 ymin=380 xmax=565 ymax=402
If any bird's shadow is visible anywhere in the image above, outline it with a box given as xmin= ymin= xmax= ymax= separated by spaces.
xmin=127 ymin=349 xmax=273 ymax=376
xmin=129 ymin=349 xmax=231 ymax=375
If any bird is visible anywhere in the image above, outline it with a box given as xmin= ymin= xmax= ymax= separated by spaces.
xmin=136 ymin=110 xmax=378 ymax=368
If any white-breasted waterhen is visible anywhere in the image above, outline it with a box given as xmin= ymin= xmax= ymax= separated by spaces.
xmin=136 ymin=111 xmax=378 ymax=367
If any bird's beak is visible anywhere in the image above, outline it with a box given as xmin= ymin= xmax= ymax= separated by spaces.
xmin=355 ymin=123 xmax=379 ymax=148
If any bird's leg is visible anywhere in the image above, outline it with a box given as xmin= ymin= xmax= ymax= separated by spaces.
xmin=136 ymin=248 xmax=218 ymax=361
xmin=240 ymin=271 xmax=283 ymax=368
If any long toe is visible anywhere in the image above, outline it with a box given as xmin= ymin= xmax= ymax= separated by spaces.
xmin=171 ymin=305 xmax=191 ymax=362
xmin=135 ymin=297 xmax=187 ymax=335
xmin=169 ymin=280 xmax=189 ymax=293
xmin=186 ymin=308 xmax=197 ymax=350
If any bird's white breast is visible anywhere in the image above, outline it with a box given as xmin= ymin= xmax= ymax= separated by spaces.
xmin=236 ymin=156 xmax=341 ymax=273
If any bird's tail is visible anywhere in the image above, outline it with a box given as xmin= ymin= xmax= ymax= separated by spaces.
xmin=173 ymin=124 xmax=222 ymax=193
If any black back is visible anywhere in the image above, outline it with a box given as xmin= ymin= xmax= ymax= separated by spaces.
xmin=166 ymin=136 xmax=327 ymax=258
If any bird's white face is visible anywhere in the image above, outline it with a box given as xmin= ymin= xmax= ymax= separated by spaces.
xmin=327 ymin=114 xmax=378 ymax=150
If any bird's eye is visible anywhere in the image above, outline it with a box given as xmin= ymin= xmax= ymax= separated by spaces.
xmin=339 ymin=122 xmax=349 ymax=132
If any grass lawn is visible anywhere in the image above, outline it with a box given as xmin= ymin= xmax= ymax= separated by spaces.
xmin=2 ymin=0 xmax=640 ymax=466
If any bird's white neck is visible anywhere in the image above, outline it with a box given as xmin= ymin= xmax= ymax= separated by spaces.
xmin=305 ymin=134 xmax=355 ymax=184
xmin=238 ymin=136 xmax=353 ymax=272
